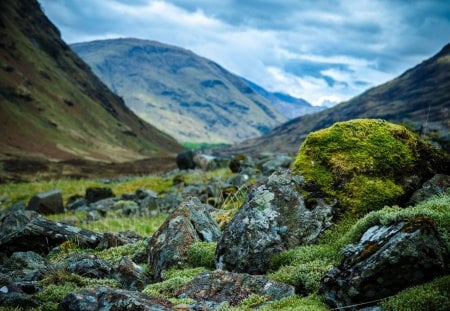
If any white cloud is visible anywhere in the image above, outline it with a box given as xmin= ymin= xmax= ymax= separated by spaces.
xmin=39 ymin=0 xmax=450 ymax=107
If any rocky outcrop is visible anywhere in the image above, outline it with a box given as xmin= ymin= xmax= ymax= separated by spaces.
xmin=114 ymin=257 xmax=149 ymax=290
xmin=147 ymin=197 xmax=221 ymax=281
xmin=0 ymin=210 xmax=101 ymax=255
xmin=176 ymin=270 xmax=295 ymax=308
xmin=216 ymin=170 xmax=333 ymax=274
xmin=26 ymin=189 xmax=64 ymax=215
xmin=58 ymin=286 xmax=173 ymax=311
xmin=321 ymin=220 xmax=449 ymax=309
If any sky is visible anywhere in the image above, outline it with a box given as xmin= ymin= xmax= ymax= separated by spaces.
xmin=39 ymin=0 xmax=450 ymax=106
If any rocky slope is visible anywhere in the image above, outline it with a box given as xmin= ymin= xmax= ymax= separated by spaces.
xmin=71 ymin=38 xmax=287 ymax=144
xmin=0 ymin=0 xmax=182 ymax=163
xmin=244 ymin=79 xmax=322 ymax=119
xmin=226 ymin=43 xmax=450 ymax=154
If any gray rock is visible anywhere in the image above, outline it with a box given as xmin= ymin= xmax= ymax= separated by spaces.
xmin=229 ymin=154 xmax=255 ymax=173
xmin=26 ymin=189 xmax=64 ymax=215
xmin=259 ymin=154 xmax=292 ymax=175
xmin=85 ymin=187 xmax=114 ymax=204
xmin=321 ymin=220 xmax=448 ymax=309
xmin=0 ymin=281 xmax=39 ymax=308
xmin=147 ymin=197 xmax=221 ymax=281
xmin=66 ymin=196 xmax=87 ymax=211
xmin=0 ymin=209 xmax=39 ymax=236
xmin=4 ymin=251 xmax=46 ymax=271
xmin=0 ymin=211 xmax=101 ymax=255
xmin=216 ymin=170 xmax=333 ymax=274
xmin=58 ymin=286 xmax=173 ymax=311
xmin=227 ymin=173 xmax=250 ymax=187
xmin=97 ymin=231 xmax=142 ymax=250
xmin=176 ymin=270 xmax=295 ymax=307
xmin=409 ymin=174 xmax=450 ymax=205
xmin=136 ymin=188 xmax=158 ymax=200
xmin=114 ymin=257 xmax=148 ymax=290
xmin=66 ymin=254 xmax=114 ymax=279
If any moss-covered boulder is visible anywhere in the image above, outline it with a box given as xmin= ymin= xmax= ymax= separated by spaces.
xmin=293 ymin=119 xmax=447 ymax=214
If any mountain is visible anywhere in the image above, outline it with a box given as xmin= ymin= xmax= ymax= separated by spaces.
xmin=225 ymin=43 xmax=450 ymax=155
xmin=71 ymin=38 xmax=287 ymax=144
xmin=0 ymin=0 xmax=181 ymax=164
xmin=243 ymin=79 xmax=323 ymax=119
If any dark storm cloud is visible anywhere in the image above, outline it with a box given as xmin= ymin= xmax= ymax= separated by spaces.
xmin=39 ymin=0 xmax=450 ymax=105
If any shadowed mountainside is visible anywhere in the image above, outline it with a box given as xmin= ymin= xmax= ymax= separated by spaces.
xmin=225 ymin=43 xmax=450 ymax=155
xmin=0 ymin=0 xmax=182 ymax=164
xmin=72 ymin=38 xmax=287 ymax=144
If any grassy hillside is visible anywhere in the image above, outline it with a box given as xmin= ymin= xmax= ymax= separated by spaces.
xmin=72 ymin=38 xmax=287 ymax=144
xmin=226 ymin=43 xmax=450 ymax=154
xmin=0 ymin=0 xmax=182 ymax=164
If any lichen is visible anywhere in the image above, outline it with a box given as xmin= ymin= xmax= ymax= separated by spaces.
xmin=293 ymin=119 xmax=422 ymax=214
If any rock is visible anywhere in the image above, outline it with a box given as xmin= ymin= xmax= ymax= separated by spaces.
xmin=66 ymin=254 xmax=114 ymax=279
xmin=157 ymin=193 xmax=183 ymax=213
xmin=66 ymin=195 xmax=87 ymax=211
xmin=4 ymin=251 xmax=46 ymax=271
xmin=321 ymin=220 xmax=448 ymax=309
xmin=58 ymin=286 xmax=173 ymax=311
xmin=193 ymin=154 xmax=228 ymax=171
xmin=0 ymin=209 xmax=39 ymax=236
xmin=97 ymin=231 xmax=143 ymax=250
xmin=26 ymin=189 xmax=64 ymax=215
xmin=216 ymin=170 xmax=333 ymax=274
xmin=85 ymin=187 xmax=114 ymax=204
xmin=229 ymin=154 xmax=254 ymax=173
xmin=176 ymin=270 xmax=295 ymax=307
xmin=0 ymin=281 xmax=39 ymax=308
xmin=85 ymin=210 xmax=101 ymax=222
xmin=259 ymin=153 xmax=292 ymax=175
xmin=227 ymin=173 xmax=250 ymax=187
xmin=409 ymin=174 xmax=450 ymax=205
xmin=147 ymin=197 xmax=221 ymax=281
xmin=293 ymin=119 xmax=448 ymax=214
xmin=0 ymin=211 xmax=101 ymax=255
xmin=136 ymin=188 xmax=158 ymax=200
xmin=176 ymin=150 xmax=196 ymax=170
xmin=114 ymin=257 xmax=148 ymax=290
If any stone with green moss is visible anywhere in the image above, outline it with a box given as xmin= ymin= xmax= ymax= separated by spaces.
xmin=293 ymin=119 xmax=444 ymax=214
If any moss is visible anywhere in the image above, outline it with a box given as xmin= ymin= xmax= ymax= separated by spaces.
xmin=187 ymin=242 xmax=217 ymax=269
xmin=381 ymin=275 xmax=450 ymax=311
xmin=34 ymin=283 xmax=80 ymax=305
xmin=94 ymin=240 xmax=147 ymax=264
xmin=269 ymin=260 xmax=333 ymax=293
xmin=238 ymin=294 xmax=269 ymax=309
xmin=142 ymin=267 xmax=205 ymax=299
xmin=293 ymin=119 xmax=421 ymax=214
xmin=259 ymin=294 xmax=328 ymax=311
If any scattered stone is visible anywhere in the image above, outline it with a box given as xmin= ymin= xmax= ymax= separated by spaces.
xmin=26 ymin=189 xmax=64 ymax=215
xmin=66 ymin=195 xmax=86 ymax=211
xmin=229 ymin=154 xmax=254 ymax=173
xmin=147 ymin=197 xmax=221 ymax=281
xmin=227 ymin=173 xmax=250 ymax=187
xmin=58 ymin=286 xmax=173 ymax=311
xmin=216 ymin=170 xmax=333 ymax=274
xmin=136 ymin=188 xmax=158 ymax=200
xmin=176 ymin=270 xmax=295 ymax=307
xmin=114 ymin=257 xmax=148 ymax=290
xmin=321 ymin=220 xmax=448 ymax=309
xmin=259 ymin=153 xmax=292 ymax=175
xmin=97 ymin=231 xmax=142 ymax=250
xmin=65 ymin=254 xmax=114 ymax=279
xmin=176 ymin=150 xmax=196 ymax=170
xmin=4 ymin=251 xmax=46 ymax=271
xmin=0 ymin=209 xmax=39 ymax=236
xmin=85 ymin=187 xmax=114 ymax=204
xmin=0 ymin=211 xmax=101 ymax=255
xmin=0 ymin=281 xmax=39 ymax=308
xmin=409 ymin=174 xmax=450 ymax=205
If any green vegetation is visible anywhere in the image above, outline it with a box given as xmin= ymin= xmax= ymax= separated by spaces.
xmin=293 ymin=119 xmax=421 ymax=214
xmin=187 ymin=242 xmax=217 ymax=269
xmin=142 ymin=267 xmax=205 ymax=298
xmin=94 ymin=240 xmax=147 ymax=264
xmin=381 ymin=275 xmax=450 ymax=311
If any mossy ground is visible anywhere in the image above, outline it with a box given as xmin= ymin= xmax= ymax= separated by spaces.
xmin=293 ymin=119 xmax=421 ymax=214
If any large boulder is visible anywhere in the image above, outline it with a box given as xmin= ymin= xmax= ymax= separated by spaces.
xmin=216 ymin=170 xmax=333 ymax=274
xmin=65 ymin=254 xmax=114 ymax=279
xmin=176 ymin=150 xmax=196 ymax=170
xmin=0 ymin=210 xmax=101 ymax=255
xmin=293 ymin=119 xmax=449 ymax=214
xmin=176 ymin=270 xmax=295 ymax=308
xmin=147 ymin=197 xmax=221 ymax=281
xmin=26 ymin=189 xmax=64 ymax=215
xmin=85 ymin=187 xmax=114 ymax=204
xmin=321 ymin=220 xmax=449 ymax=309
xmin=58 ymin=286 xmax=172 ymax=311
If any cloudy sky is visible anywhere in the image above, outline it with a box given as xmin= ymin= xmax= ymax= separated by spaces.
xmin=39 ymin=0 xmax=450 ymax=106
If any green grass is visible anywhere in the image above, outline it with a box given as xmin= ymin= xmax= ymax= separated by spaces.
xmin=181 ymin=142 xmax=231 ymax=150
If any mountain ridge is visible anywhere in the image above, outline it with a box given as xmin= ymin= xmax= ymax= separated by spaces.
xmin=72 ymin=38 xmax=287 ymax=144
xmin=223 ymin=43 xmax=450 ymax=155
